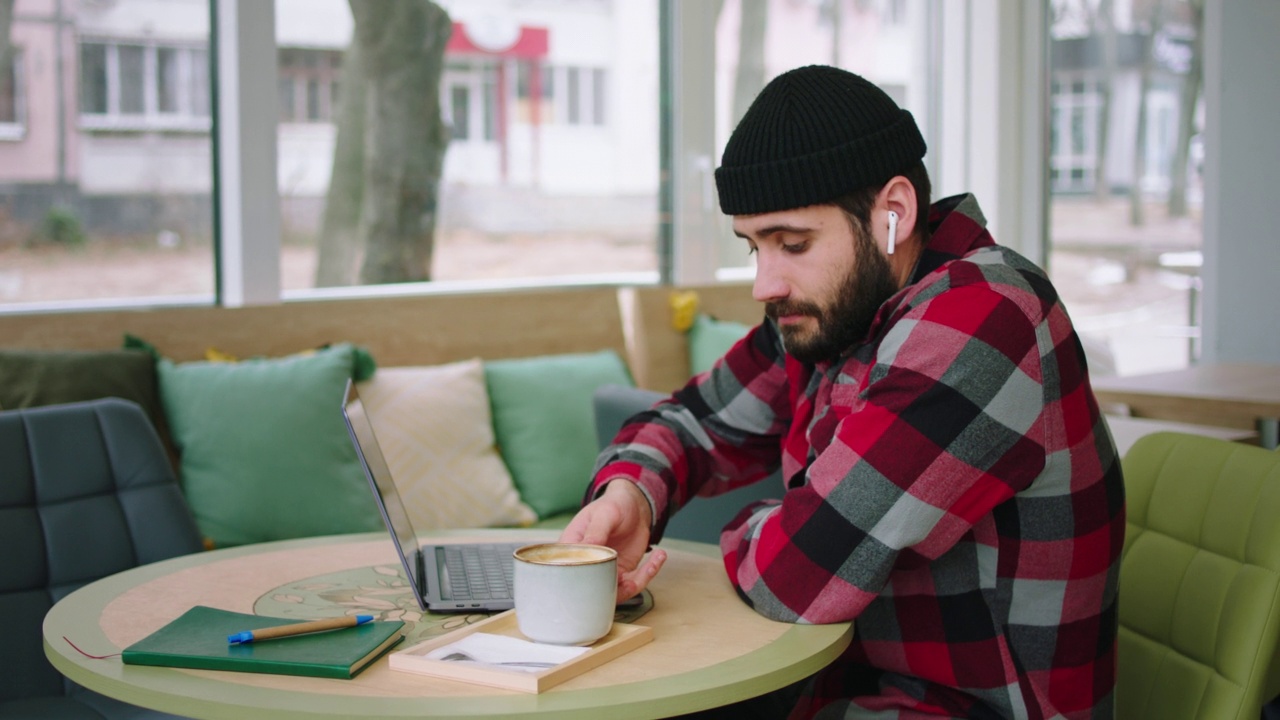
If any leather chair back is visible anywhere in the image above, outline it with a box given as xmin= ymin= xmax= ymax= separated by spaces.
xmin=0 ymin=398 xmax=202 ymax=703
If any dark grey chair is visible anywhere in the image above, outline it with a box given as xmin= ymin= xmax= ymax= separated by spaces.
xmin=0 ymin=398 xmax=202 ymax=719
xmin=592 ymin=384 xmax=784 ymax=545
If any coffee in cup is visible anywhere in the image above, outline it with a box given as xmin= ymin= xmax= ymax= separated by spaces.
xmin=512 ymin=543 xmax=618 ymax=646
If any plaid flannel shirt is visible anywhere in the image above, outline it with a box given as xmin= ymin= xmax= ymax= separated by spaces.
xmin=591 ymin=194 xmax=1124 ymax=719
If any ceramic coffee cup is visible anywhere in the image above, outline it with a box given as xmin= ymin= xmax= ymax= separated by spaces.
xmin=512 ymin=543 xmax=618 ymax=646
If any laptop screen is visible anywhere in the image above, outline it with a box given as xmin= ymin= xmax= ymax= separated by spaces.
xmin=341 ymin=380 xmax=423 ymax=600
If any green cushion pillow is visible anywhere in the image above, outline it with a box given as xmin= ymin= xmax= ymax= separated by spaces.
xmin=485 ymin=350 xmax=633 ymax=519
xmin=688 ymin=314 xmax=751 ymax=375
xmin=0 ymin=348 xmax=178 ymax=464
xmin=140 ymin=340 xmax=383 ymax=548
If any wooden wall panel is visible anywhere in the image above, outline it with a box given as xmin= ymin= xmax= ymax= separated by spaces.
xmin=0 ymin=287 xmax=629 ymax=368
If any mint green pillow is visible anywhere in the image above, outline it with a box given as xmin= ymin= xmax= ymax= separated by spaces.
xmin=689 ymin=314 xmax=751 ymax=375
xmin=485 ymin=351 xmax=633 ymax=519
xmin=153 ymin=343 xmax=382 ymax=548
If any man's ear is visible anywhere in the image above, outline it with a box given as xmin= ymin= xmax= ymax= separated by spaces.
xmin=878 ymin=176 xmax=917 ymax=252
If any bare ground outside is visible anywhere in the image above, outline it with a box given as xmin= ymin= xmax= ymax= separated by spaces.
xmin=0 ymin=197 xmax=1199 ymax=376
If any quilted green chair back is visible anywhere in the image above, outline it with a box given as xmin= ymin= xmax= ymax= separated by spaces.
xmin=1119 ymin=431 xmax=1280 ymax=719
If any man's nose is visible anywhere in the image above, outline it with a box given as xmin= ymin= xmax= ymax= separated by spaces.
xmin=752 ymin=258 xmax=788 ymax=303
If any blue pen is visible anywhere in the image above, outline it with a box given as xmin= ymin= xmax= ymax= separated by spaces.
xmin=228 ymin=615 xmax=375 ymax=644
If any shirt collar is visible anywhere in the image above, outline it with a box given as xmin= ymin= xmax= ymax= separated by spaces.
xmin=908 ymin=193 xmax=995 ymax=284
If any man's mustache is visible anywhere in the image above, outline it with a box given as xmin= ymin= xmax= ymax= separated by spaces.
xmin=766 ymin=300 xmax=823 ymax=321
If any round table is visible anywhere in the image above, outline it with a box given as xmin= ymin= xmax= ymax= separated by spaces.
xmin=44 ymin=530 xmax=852 ymax=719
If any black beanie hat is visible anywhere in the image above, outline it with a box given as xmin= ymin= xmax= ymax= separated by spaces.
xmin=715 ymin=65 xmax=927 ymax=216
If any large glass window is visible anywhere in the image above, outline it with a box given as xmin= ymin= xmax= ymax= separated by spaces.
xmin=0 ymin=3 xmax=215 ymax=308
xmin=1046 ymin=0 xmax=1204 ymax=376
xmin=2 ymin=0 xmax=934 ymax=310
xmin=712 ymin=0 xmax=930 ymax=276
xmin=276 ymin=1 xmax=660 ymax=292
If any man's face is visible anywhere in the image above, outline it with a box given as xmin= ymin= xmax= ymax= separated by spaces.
xmin=735 ymin=204 xmax=900 ymax=364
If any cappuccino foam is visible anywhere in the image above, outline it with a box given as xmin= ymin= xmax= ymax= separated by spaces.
xmin=516 ymin=543 xmax=615 ymax=566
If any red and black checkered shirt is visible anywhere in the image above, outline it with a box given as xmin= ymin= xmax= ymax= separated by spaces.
xmin=592 ymin=194 xmax=1124 ymax=719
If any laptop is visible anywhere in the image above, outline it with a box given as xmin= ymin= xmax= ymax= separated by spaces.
xmin=341 ymin=379 xmax=523 ymax=613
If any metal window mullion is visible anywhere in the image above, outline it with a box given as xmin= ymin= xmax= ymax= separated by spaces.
xmin=213 ymin=0 xmax=281 ymax=306
xmin=663 ymin=0 xmax=718 ymax=286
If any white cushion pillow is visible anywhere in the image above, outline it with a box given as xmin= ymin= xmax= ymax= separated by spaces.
xmin=355 ymin=360 xmax=536 ymax=530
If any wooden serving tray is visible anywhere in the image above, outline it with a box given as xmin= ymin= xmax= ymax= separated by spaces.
xmin=388 ymin=610 xmax=654 ymax=693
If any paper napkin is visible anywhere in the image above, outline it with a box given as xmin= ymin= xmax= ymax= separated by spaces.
xmin=425 ymin=632 xmax=589 ymax=673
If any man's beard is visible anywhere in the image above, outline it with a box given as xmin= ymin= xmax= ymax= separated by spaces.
xmin=765 ymin=231 xmax=901 ymax=364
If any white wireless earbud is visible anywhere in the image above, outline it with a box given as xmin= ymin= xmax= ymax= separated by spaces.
xmin=887 ymin=211 xmax=899 ymax=255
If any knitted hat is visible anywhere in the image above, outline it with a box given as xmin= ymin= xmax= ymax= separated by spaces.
xmin=715 ymin=65 xmax=927 ymax=215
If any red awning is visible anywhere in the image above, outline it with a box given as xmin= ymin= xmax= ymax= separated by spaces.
xmin=446 ymin=21 xmax=548 ymax=59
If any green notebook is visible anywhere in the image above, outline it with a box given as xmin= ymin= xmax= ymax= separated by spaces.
xmin=122 ymin=606 xmax=405 ymax=679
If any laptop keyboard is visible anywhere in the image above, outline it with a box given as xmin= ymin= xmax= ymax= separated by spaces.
xmin=441 ymin=543 xmax=520 ymax=601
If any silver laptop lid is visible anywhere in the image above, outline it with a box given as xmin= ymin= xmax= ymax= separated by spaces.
xmin=340 ymin=379 xmax=428 ymax=610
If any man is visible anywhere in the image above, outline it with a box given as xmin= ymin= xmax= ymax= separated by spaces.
xmin=562 ymin=65 xmax=1124 ymax=719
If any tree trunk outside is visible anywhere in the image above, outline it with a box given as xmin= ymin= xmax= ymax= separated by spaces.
xmin=1129 ymin=0 xmax=1166 ymax=227
xmin=1092 ymin=0 xmax=1116 ymax=202
xmin=732 ymin=0 xmax=768 ymax=128
xmin=314 ymin=39 xmax=365 ymax=287
xmin=828 ymin=0 xmax=842 ymax=68
xmin=344 ymin=0 xmax=451 ymax=285
xmin=0 ymin=0 xmax=15 ymax=122
xmin=1168 ymin=0 xmax=1202 ymax=219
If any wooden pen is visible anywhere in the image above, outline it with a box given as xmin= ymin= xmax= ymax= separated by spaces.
xmin=227 ymin=614 xmax=375 ymax=644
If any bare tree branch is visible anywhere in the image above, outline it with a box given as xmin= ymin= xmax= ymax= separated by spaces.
xmin=1168 ymin=0 xmax=1202 ymax=218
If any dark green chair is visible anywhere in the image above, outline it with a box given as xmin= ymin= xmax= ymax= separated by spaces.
xmin=0 ymin=398 xmax=202 ymax=719
xmin=592 ymin=384 xmax=784 ymax=545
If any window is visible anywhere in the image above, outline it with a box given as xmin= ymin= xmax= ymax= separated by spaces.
xmin=79 ymin=40 xmax=210 ymax=131
xmin=80 ymin=42 xmax=108 ymax=115
xmin=276 ymin=3 xmax=658 ymax=293
xmin=0 ymin=49 xmax=24 ymax=138
xmin=591 ymin=68 xmax=606 ymax=126
xmin=118 ymin=44 xmax=144 ymax=114
xmin=157 ymin=47 xmax=180 ymax=113
xmin=566 ymin=67 xmax=581 ymax=124
xmin=712 ymin=0 xmax=929 ymax=277
xmin=449 ymin=84 xmax=470 ymax=140
xmin=0 ymin=5 xmax=216 ymax=308
xmin=512 ymin=59 xmax=547 ymax=123
xmin=1046 ymin=0 xmax=1205 ymax=375
xmin=543 ymin=65 xmax=606 ymax=127
xmin=1050 ymin=76 xmax=1100 ymax=192
xmin=278 ymin=48 xmax=341 ymax=123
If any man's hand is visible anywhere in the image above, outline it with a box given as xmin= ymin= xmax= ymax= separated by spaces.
xmin=559 ymin=479 xmax=668 ymax=603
